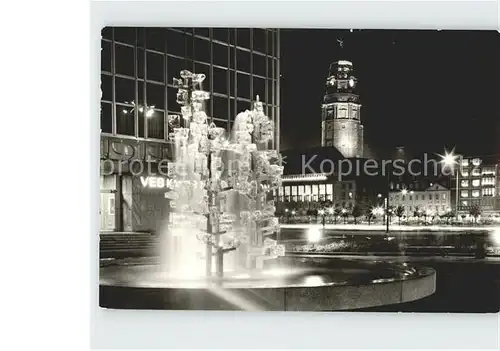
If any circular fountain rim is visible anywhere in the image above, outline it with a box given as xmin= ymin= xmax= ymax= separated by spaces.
xmin=99 ymin=257 xmax=436 ymax=311
xmin=99 ymin=257 xmax=435 ymax=290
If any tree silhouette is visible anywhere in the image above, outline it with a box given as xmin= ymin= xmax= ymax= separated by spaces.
xmin=341 ymin=209 xmax=349 ymax=224
xmin=395 ymin=205 xmax=405 ymax=225
xmin=334 ymin=206 xmax=342 ymax=224
xmin=351 ymin=205 xmax=362 ymax=224
xmin=443 ymin=210 xmax=454 ymax=224
xmin=413 ymin=206 xmax=421 ymax=224
xmin=469 ymin=204 xmax=481 ymax=224
xmin=365 ymin=204 xmax=374 ymax=225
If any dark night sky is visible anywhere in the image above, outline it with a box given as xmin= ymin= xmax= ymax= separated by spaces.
xmin=280 ymin=29 xmax=500 ymax=159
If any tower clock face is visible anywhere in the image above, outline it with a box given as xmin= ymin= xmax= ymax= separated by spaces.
xmin=328 ymin=77 xmax=336 ymax=86
xmin=349 ymin=78 xmax=355 ymax=87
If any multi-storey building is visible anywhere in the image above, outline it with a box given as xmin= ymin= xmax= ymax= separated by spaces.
xmin=455 ymin=156 xmax=499 ymax=216
xmin=275 ymin=57 xmax=376 ymax=214
xmin=99 ymin=27 xmax=281 ymax=233
xmin=389 ymin=183 xmax=451 ymax=217
xmin=321 ymin=60 xmax=364 ymax=158
xmin=277 ymin=146 xmax=387 ymax=213
xmin=279 ymin=174 xmax=356 ymax=211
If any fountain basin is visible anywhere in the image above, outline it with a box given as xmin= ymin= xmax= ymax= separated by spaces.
xmin=100 ymin=257 xmax=436 ymax=311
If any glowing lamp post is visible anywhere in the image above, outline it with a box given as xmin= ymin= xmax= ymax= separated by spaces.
xmin=440 ymin=150 xmax=461 ymax=221
xmin=400 ymin=189 xmax=413 ymax=222
xmin=409 ymin=191 xmax=414 ymax=220
xmin=401 ymin=189 xmax=407 ymax=223
xmin=328 ymin=207 xmax=334 ymax=225
xmin=341 ymin=208 xmax=348 ymax=224
xmin=318 ymin=209 xmax=326 ymax=228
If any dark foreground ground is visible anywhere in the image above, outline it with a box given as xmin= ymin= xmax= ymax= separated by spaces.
xmin=99 ymin=229 xmax=500 ymax=312
xmin=359 ymin=258 xmax=500 ymax=313
xmin=277 ymin=228 xmax=500 ymax=312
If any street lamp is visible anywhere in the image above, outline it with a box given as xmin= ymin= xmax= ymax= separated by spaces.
xmin=318 ymin=209 xmax=326 ymax=228
xmin=400 ymin=189 xmax=413 ymax=222
xmin=341 ymin=208 xmax=347 ymax=224
xmin=384 ymin=197 xmax=390 ymax=232
xmin=410 ymin=190 xmax=415 ymax=221
xmin=440 ymin=150 xmax=462 ymax=221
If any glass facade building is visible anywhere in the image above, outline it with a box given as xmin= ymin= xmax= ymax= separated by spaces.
xmin=100 ymin=27 xmax=281 ymax=233
xmin=100 ymin=27 xmax=281 ymax=149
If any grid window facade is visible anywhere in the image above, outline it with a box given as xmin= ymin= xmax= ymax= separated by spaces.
xmin=100 ymin=27 xmax=281 ymax=147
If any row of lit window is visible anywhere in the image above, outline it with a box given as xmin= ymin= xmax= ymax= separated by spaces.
xmin=480 ymin=167 xmax=496 ymax=175
xmin=282 ymin=195 xmax=352 ymax=202
xmin=461 ymin=178 xmax=496 ymax=187
xmin=324 ymin=103 xmax=360 ymax=120
xmin=399 ymin=205 xmax=450 ymax=213
xmin=280 ymin=195 xmax=354 ymax=207
xmin=391 ymin=193 xmax=447 ymax=201
xmin=461 ymin=188 xmax=496 ymax=198
xmin=461 ymin=158 xmax=482 ymax=167
xmin=102 ymin=27 xmax=278 ymax=57
xmin=102 ymin=40 xmax=279 ymax=83
xmin=460 ymin=200 xmax=494 ymax=208
xmin=460 ymin=168 xmax=482 ymax=177
xmin=281 ymin=184 xmax=353 ymax=197
xmin=337 ymin=66 xmax=351 ymax=72
xmin=281 ymin=173 xmax=328 ymax=182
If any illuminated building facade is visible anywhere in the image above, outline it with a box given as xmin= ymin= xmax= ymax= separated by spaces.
xmin=278 ymin=174 xmax=356 ymax=211
xmin=389 ymin=154 xmax=500 ymax=219
xmin=276 ymin=146 xmax=387 ymax=214
xmin=389 ymin=184 xmax=451 ymax=217
xmin=99 ymin=27 xmax=281 ymax=232
xmin=321 ymin=60 xmax=363 ymax=158
xmin=455 ymin=156 xmax=499 ymax=216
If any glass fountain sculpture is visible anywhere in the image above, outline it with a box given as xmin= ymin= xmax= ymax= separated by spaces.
xmin=165 ymin=70 xmax=285 ymax=279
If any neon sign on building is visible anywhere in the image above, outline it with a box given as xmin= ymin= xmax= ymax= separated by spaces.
xmin=140 ymin=176 xmax=173 ymax=189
